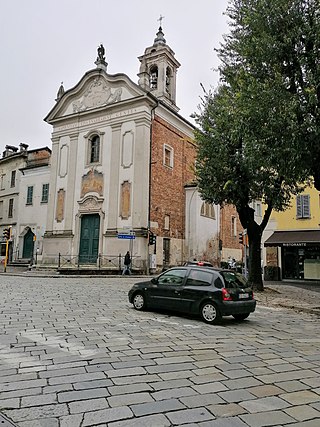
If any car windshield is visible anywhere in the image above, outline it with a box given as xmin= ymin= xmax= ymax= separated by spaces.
xmin=221 ymin=271 xmax=251 ymax=289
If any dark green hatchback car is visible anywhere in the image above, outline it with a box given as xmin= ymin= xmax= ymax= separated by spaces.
xmin=128 ymin=266 xmax=256 ymax=324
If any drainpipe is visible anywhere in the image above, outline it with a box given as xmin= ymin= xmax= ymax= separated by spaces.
xmin=147 ymin=100 xmax=158 ymax=275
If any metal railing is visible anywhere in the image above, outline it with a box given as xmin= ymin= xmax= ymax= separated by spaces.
xmin=58 ymin=253 xmax=142 ymax=272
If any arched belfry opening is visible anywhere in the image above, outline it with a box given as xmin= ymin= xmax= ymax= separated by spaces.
xmin=137 ymin=23 xmax=180 ymax=112
xmin=149 ymin=65 xmax=158 ymax=89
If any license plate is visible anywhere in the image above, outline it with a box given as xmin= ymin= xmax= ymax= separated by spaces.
xmin=239 ymin=293 xmax=249 ymax=299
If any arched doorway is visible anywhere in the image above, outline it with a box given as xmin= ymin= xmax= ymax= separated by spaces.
xmin=23 ymin=228 xmax=35 ymax=259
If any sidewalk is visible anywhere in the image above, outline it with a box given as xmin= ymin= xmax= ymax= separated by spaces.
xmin=256 ymin=280 xmax=320 ymax=317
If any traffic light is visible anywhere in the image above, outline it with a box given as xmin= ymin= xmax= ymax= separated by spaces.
xmin=148 ymin=232 xmax=156 ymax=245
xmin=3 ymin=227 xmax=11 ymax=240
xmin=239 ymin=232 xmax=244 ymax=245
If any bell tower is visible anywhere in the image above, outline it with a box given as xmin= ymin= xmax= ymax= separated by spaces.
xmin=138 ymin=23 xmax=181 ymax=112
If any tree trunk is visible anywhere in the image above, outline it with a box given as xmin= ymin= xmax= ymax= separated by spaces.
xmin=237 ymin=202 xmax=273 ymax=291
xmin=247 ymin=226 xmax=263 ymax=291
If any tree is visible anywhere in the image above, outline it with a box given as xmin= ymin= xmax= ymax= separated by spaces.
xmin=194 ymin=0 xmax=319 ymax=290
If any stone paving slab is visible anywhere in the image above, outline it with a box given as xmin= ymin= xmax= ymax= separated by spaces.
xmin=0 ymin=275 xmax=319 ymax=427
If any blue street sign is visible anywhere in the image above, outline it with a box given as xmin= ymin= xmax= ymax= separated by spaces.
xmin=117 ymin=234 xmax=135 ymax=239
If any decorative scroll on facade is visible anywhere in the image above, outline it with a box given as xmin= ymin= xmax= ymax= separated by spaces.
xmin=78 ymin=195 xmax=104 ymax=214
xmin=73 ymin=77 xmax=122 ymax=113
xmin=56 ymin=189 xmax=65 ymax=222
xmin=120 ymin=181 xmax=131 ymax=219
xmin=81 ymin=169 xmax=104 ymax=198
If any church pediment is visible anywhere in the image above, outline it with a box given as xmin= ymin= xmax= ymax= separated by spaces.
xmin=72 ymin=77 xmax=122 ymax=113
xmin=45 ymin=70 xmax=147 ymax=122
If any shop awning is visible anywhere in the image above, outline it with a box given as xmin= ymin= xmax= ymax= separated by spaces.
xmin=264 ymin=230 xmax=320 ymax=247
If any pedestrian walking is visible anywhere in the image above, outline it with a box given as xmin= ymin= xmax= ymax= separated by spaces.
xmin=122 ymin=251 xmax=131 ymax=275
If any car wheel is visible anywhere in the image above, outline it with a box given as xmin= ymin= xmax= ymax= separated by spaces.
xmin=233 ymin=313 xmax=250 ymax=321
xmin=200 ymin=302 xmax=221 ymax=324
xmin=132 ymin=292 xmax=146 ymax=310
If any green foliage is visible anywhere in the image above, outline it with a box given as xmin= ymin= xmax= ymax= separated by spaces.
xmin=195 ymin=0 xmax=319 ymax=211
xmin=194 ymin=0 xmax=320 ymax=288
xmin=220 ymin=0 xmax=320 ymax=187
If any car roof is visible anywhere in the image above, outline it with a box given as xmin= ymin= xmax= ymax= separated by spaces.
xmin=172 ymin=265 xmax=222 ymax=272
xmin=185 ymin=261 xmax=213 ymax=266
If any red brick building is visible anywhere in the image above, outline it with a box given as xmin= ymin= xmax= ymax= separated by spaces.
xmin=149 ymin=115 xmax=196 ymax=268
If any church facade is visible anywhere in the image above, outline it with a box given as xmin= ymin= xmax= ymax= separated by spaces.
xmin=42 ymin=27 xmax=200 ymax=271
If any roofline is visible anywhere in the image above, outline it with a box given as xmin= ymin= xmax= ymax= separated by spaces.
xmin=0 ymin=146 xmax=51 ymax=163
xmin=156 ymin=99 xmax=196 ymax=130
xmin=45 ymin=67 xmax=195 ymax=130
xmin=44 ymin=68 xmax=152 ymax=122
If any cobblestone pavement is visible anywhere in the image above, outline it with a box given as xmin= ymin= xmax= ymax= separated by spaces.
xmin=0 ymin=275 xmax=319 ymax=427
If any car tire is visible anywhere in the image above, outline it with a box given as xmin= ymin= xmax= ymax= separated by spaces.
xmin=200 ymin=301 xmax=221 ymax=324
xmin=132 ymin=292 xmax=146 ymax=311
xmin=232 ymin=313 xmax=250 ymax=321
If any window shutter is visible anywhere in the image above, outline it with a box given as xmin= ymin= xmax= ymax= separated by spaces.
xmin=302 ymin=194 xmax=310 ymax=218
xmin=296 ymin=196 xmax=302 ymax=218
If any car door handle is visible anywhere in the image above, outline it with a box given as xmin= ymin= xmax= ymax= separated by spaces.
xmin=174 ymin=290 xmax=180 ymax=294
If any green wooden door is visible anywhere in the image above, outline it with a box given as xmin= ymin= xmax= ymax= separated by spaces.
xmin=79 ymin=214 xmax=100 ymax=263
xmin=23 ymin=229 xmax=34 ymax=259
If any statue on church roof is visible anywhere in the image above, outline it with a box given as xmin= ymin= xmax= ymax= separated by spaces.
xmin=97 ymin=43 xmax=105 ymax=61
xmin=55 ymin=82 xmax=65 ymax=102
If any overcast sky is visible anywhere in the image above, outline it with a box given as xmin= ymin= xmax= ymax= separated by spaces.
xmin=0 ymin=0 xmax=230 ymax=155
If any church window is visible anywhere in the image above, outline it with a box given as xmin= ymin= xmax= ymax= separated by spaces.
xmin=200 ymin=202 xmax=215 ymax=219
xmin=163 ymin=144 xmax=173 ymax=168
xmin=89 ymin=135 xmax=100 ymax=163
xmin=149 ymin=66 xmax=158 ymax=89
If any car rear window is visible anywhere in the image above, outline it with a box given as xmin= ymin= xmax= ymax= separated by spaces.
xmin=221 ymin=271 xmax=251 ymax=289
xmin=186 ymin=269 xmax=214 ymax=287
xmin=186 ymin=261 xmax=213 ymax=267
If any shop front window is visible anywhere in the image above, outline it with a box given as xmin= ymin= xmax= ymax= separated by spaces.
xmin=282 ymin=245 xmax=320 ymax=280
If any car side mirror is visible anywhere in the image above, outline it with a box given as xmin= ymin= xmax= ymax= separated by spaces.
xmin=151 ymin=277 xmax=157 ymax=284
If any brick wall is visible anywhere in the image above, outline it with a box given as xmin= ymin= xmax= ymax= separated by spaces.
xmin=150 ymin=115 xmax=196 ymax=239
xmin=220 ymin=204 xmax=244 ymax=261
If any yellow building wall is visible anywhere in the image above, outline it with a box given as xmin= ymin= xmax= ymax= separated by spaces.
xmin=269 ymin=186 xmax=320 ymax=230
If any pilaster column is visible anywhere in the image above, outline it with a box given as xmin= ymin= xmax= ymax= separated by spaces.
xmin=64 ymin=133 xmax=79 ymax=230
xmin=46 ymin=137 xmax=59 ymax=231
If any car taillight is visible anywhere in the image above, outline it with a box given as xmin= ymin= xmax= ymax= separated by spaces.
xmin=197 ymin=262 xmax=204 ymax=266
xmin=222 ymin=288 xmax=232 ymax=301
